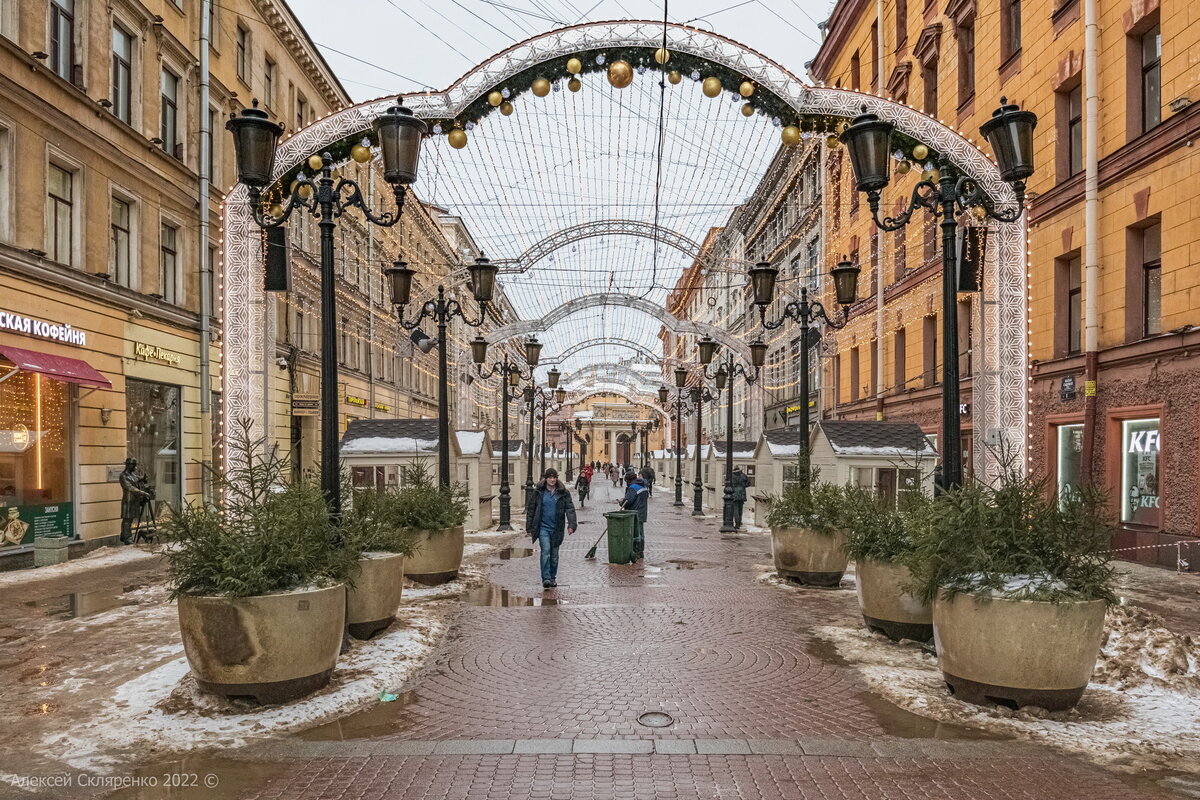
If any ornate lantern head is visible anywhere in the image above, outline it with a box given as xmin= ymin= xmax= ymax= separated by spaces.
xmin=524 ymin=337 xmax=543 ymax=367
xmin=831 ymin=258 xmax=861 ymax=308
xmin=470 ymin=336 xmax=489 ymax=364
xmin=980 ymin=98 xmax=1037 ymax=183
xmin=750 ymin=339 xmax=768 ymax=368
xmin=373 ymin=104 xmax=428 ymax=186
xmin=697 ymin=335 xmax=719 ymax=365
xmin=547 ymin=367 xmax=561 ymax=389
xmin=840 ymin=110 xmax=895 ymax=193
xmin=467 ymin=254 xmax=497 ymax=303
xmin=385 ymin=260 xmax=416 ymax=306
xmin=749 ymin=262 xmax=778 ymax=307
xmin=674 ymin=366 xmax=689 ymax=388
xmin=658 ymin=387 xmax=669 ymax=404
xmin=226 ymin=101 xmax=284 ymax=189
xmin=554 ymin=387 xmax=567 ymax=405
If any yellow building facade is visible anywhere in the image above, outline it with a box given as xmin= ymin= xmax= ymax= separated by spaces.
xmin=812 ymin=0 xmax=1200 ymax=562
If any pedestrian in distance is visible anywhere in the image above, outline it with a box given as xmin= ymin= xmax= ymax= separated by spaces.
xmin=611 ymin=465 xmax=621 ymax=488
xmin=730 ymin=465 xmax=749 ymax=529
xmin=525 ymin=468 xmax=577 ymax=589
xmin=639 ymin=463 xmax=656 ymax=498
xmin=619 ymin=470 xmax=650 ymax=561
xmin=933 ymin=463 xmax=947 ymax=497
xmin=575 ymin=470 xmax=590 ymax=508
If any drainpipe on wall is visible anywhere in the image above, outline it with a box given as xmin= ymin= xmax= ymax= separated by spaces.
xmin=875 ymin=0 xmax=886 ymax=422
xmin=198 ymin=0 xmax=213 ymax=501
xmin=1080 ymin=0 xmax=1100 ymax=484
xmin=367 ymin=169 xmax=376 ymax=419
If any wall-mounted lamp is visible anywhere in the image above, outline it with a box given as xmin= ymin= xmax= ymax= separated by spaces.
xmin=100 ymin=408 xmax=112 ymax=425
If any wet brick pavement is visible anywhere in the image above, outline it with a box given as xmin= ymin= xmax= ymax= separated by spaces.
xmin=223 ymin=482 xmax=1174 ymax=800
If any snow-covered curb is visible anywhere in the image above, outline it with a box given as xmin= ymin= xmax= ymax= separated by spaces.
xmin=756 ymin=565 xmax=857 ymax=591
xmin=0 ymin=545 xmax=156 ymax=586
xmin=33 ymin=606 xmax=445 ymax=772
xmin=813 ymin=604 xmax=1200 ymax=773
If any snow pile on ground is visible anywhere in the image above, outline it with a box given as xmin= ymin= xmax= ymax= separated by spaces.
xmin=39 ymin=607 xmax=445 ymax=770
xmin=0 ymin=546 xmax=157 ymax=586
xmin=814 ymin=604 xmax=1200 ymax=773
xmin=404 ymin=564 xmax=487 ymax=602
xmin=946 ymin=572 xmax=1070 ymax=600
xmin=756 ymin=566 xmax=856 ymax=591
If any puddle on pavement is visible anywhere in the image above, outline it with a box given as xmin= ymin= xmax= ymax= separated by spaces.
xmin=461 ymin=584 xmax=568 ymax=607
xmin=856 ymin=691 xmax=1004 ymax=741
xmin=497 ymin=547 xmax=534 ymax=560
xmin=22 ymin=586 xmax=140 ymax=619
xmin=300 ymin=690 xmax=420 ymax=741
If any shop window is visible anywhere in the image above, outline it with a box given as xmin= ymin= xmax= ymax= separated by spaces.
xmin=1120 ymin=418 xmax=1160 ymax=527
xmin=46 ymin=162 xmax=76 ymax=266
xmin=50 ymin=0 xmax=77 ymax=84
xmin=111 ymin=196 xmax=132 ymax=287
xmin=1055 ymin=423 xmax=1083 ymax=502
xmin=126 ymin=379 xmax=182 ymax=515
xmin=0 ymin=370 xmax=74 ymax=545
xmin=111 ymin=24 xmax=133 ymax=124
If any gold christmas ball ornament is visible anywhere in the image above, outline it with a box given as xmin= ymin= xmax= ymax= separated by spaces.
xmin=837 ymin=120 xmax=850 ymax=134
xmin=269 ymin=204 xmax=284 ymax=217
xmin=654 ymin=47 xmax=671 ymax=65
xmin=668 ymin=70 xmax=682 ymax=85
xmin=292 ymin=180 xmax=313 ymax=200
xmin=895 ymin=159 xmax=912 ymax=175
xmin=921 ymin=167 xmax=941 ymax=182
xmin=350 ymin=143 xmax=372 ymax=164
xmin=567 ymin=77 xmax=582 ymax=93
xmin=781 ymin=125 xmax=801 ymax=146
xmin=307 ymin=154 xmax=324 ymax=171
xmin=741 ymin=103 xmax=755 ymax=117
xmin=487 ymin=90 xmax=504 ymax=107
xmin=702 ymin=76 xmax=723 ymax=98
xmin=499 ymin=101 xmax=514 ymax=115
xmin=448 ymin=128 xmax=468 ymax=149
xmin=607 ymin=60 xmax=634 ymax=88
xmin=826 ymin=134 xmax=840 ymax=148
xmin=911 ymin=143 xmax=929 ymax=161
xmin=971 ymin=203 xmax=988 ymax=221
xmin=531 ymin=78 xmax=551 ymax=97
xmin=566 ymin=57 xmax=583 ymax=74
xmin=738 ymin=81 xmax=755 ymax=98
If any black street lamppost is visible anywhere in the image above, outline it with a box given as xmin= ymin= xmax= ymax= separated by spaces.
xmin=838 ymin=99 xmax=1036 ymax=489
xmin=471 ymin=336 xmax=541 ymax=531
xmin=630 ymin=419 xmax=658 ymax=469
xmin=658 ymin=365 xmax=696 ymax=507
xmin=531 ymin=374 xmax=567 ymax=477
xmin=392 ymin=254 xmax=500 ymax=488
xmin=750 ymin=258 xmax=861 ymax=487
xmin=689 ymin=383 xmax=718 ymax=517
xmin=558 ymin=420 xmax=577 ymax=482
xmin=697 ymin=335 xmax=766 ymax=533
xmin=573 ymin=418 xmax=590 ymax=476
xmin=226 ymin=101 xmax=426 ymax=517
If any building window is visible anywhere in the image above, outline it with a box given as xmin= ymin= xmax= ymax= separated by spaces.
xmin=895 ymin=0 xmax=908 ymax=49
xmin=1001 ymin=0 xmax=1021 ymax=60
xmin=206 ymin=106 xmax=218 ymax=182
xmin=160 ymin=222 xmax=178 ymax=303
xmin=49 ymin=0 xmax=76 ymax=83
xmin=1139 ymin=26 xmax=1161 ymax=133
xmin=160 ymin=68 xmax=180 ymax=158
xmin=111 ymin=24 xmax=133 ymax=124
xmin=922 ymin=58 xmax=938 ymax=118
xmin=126 ymin=379 xmax=183 ymax=515
xmin=922 ymin=314 xmax=937 ymax=387
xmin=850 ymin=50 xmax=860 ymax=90
xmin=296 ymin=95 xmax=307 ymax=131
xmin=893 ymin=328 xmax=906 ymax=391
xmin=1055 ymin=423 xmax=1083 ymax=502
xmin=957 ymin=19 xmax=975 ymax=107
xmin=1066 ymin=85 xmax=1083 ymax=178
xmin=871 ymin=21 xmax=880 ymax=89
xmin=850 ymin=347 xmax=860 ymax=401
xmin=0 ymin=123 xmax=10 ymax=242
xmin=1055 ymin=254 xmax=1082 ymax=355
xmin=235 ymin=25 xmax=248 ymax=83
xmin=957 ymin=298 xmax=972 ymax=375
xmin=46 ymin=163 xmax=74 ymax=266
xmin=893 ymin=228 xmax=907 ymax=279
xmin=1120 ymin=417 xmax=1160 ymax=527
xmin=869 ymin=339 xmax=879 ymax=396
xmin=263 ymin=57 xmax=276 ymax=109
xmin=0 ymin=370 xmax=74 ymax=540
xmin=111 ymin=197 xmax=132 ymax=286
xmin=1141 ymin=222 xmax=1161 ymax=337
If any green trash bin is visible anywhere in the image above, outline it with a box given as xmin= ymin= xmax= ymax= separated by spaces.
xmin=603 ymin=511 xmax=636 ymax=565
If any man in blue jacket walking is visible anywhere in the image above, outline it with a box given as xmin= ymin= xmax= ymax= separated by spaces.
xmin=620 ymin=470 xmax=650 ymax=561
xmin=525 ymin=468 xmax=577 ymax=589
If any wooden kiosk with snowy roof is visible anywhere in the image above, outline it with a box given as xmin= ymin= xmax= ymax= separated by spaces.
xmin=490 ymin=438 xmax=526 ymax=501
xmin=456 ymin=430 xmax=495 ymax=531
xmin=709 ymin=440 xmax=759 ymax=521
xmin=810 ymin=421 xmax=938 ymax=503
xmin=752 ymin=428 xmax=808 ymax=528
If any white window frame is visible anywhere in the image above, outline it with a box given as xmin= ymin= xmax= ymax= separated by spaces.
xmin=109 ymin=185 xmax=140 ymax=289
xmin=45 ymin=147 xmax=83 ymax=268
xmin=0 ymin=115 xmax=12 ymax=243
xmin=110 ymin=10 xmax=142 ymax=129
xmin=159 ymin=63 xmax=182 ymax=159
xmin=159 ymin=215 xmax=183 ymax=304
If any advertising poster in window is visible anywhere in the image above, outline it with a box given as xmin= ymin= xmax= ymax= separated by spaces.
xmin=0 ymin=503 xmax=73 ymax=546
xmin=1121 ymin=418 xmax=1161 ymax=527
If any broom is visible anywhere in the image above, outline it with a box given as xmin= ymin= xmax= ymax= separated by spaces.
xmin=584 ymin=527 xmax=607 ymax=560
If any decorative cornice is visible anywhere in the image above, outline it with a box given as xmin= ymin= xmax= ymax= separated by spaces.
xmin=250 ymin=0 xmax=352 ymax=110
xmin=914 ymin=23 xmax=943 ymax=66
xmin=810 ymin=0 xmax=872 ymax=82
xmin=886 ymin=61 xmax=912 ymax=100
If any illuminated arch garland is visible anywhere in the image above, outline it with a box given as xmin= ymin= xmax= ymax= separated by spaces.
xmin=543 ymin=337 xmax=663 ymax=366
xmin=223 ymin=19 xmax=1027 ymax=477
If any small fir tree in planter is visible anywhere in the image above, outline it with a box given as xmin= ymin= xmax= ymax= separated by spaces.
xmin=159 ymin=422 xmax=357 ymax=704
xmin=843 ymin=488 xmax=934 ymax=641
xmin=392 ymin=463 xmax=472 ymax=585
xmin=906 ymin=466 xmax=1118 ymax=710
xmin=766 ymin=468 xmax=851 ymax=587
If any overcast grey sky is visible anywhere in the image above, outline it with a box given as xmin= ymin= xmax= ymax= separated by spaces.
xmin=287 ymin=0 xmax=834 ymax=103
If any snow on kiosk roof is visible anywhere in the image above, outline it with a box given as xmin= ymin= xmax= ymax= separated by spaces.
xmin=816 ymin=421 xmax=938 ymax=458
xmin=340 ymin=419 xmax=453 ymax=456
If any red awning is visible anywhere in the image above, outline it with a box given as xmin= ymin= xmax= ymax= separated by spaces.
xmin=0 ymin=344 xmax=112 ymax=389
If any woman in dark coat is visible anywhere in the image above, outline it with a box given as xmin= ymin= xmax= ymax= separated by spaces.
xmin=525 ymin=468 xmax=577 ymax=588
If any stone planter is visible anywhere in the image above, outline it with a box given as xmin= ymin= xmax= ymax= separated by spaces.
xmin=933 ymin=591 xmax=1107 ymax=711
xmin=346 ymin=552 xmax=405 ymax=640
xmin=406 ymin=526 xmax=465 ymax=585
xmin=177 ymin=583 xmax=345 ymax=704
xmin=771 ymin=526 xmax=849 ymax=587
xmin=33 ymin=536 xmax=71 ymax=567
xmin=855 ymin=558 xmax=933 ymax=642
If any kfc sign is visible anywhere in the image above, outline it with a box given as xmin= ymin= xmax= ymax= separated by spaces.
xmin=1127 ymin=429 xmax=1161 ymax=454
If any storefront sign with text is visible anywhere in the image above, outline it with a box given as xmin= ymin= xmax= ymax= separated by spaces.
xmin=0 ymin=310 xmax=86 ymax=346
xmin=133 ymin=342 xmax=182 ymax=365
xmin=0 ymin=503 xmax=74 ymax=546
